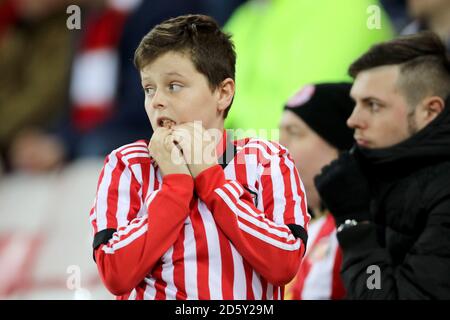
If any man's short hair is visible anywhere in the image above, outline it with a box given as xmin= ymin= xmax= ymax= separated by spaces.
xmin=349 ymin=31 xmax=450 ymax=107
xmin=134 ymin=14 xmax=236 ymax=118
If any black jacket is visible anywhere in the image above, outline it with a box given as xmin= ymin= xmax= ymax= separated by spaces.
xmin=338 ymin=98 xmax=450 ymax=299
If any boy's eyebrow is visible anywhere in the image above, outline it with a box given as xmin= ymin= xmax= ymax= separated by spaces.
xmin=164 ymin=71 xmax=185 ymax=78
xmin=140 ymin=72 xmax=186 ymax=82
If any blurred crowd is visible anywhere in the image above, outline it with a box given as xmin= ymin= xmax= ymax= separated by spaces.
xmin=0 ymin=0 xmax=449 ymax=299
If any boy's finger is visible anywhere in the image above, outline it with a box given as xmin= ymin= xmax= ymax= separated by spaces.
xmin=172 ymin=125 xmax=194 ymax=137
xmin=151 ymin=127 xmax=171 ymax=142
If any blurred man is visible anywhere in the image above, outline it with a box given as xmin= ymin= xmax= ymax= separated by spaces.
xmin=0 ymin=0 xmax=73 ymax=173
xmin=315 ymin=31 xmax=450 ymax=299
xmin=403 ymin=0 xmax=450 ymax=49
xmin=280 ymin=83 xmax=355 ymax=299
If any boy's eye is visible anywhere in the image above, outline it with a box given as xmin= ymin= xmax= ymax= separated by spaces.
xmin=144 ymin=87 xmax=155 ymax=97
xmin=169 ymin=83 xmax=182 ymax=92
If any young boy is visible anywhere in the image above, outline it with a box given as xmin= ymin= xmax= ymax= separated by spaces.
xmin=89 ymin=14 xmax=309 ymax=300
xmin=279 ymin=83 xmax=355 ymax=300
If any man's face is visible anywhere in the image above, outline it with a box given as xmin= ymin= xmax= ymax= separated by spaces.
xmin=280 ymin=111 xmax=338 ymax=211
xmin=348 ymin=66 xmax=417 ymax=149
xmin=140 ymin=51 xmax=224 ymax=131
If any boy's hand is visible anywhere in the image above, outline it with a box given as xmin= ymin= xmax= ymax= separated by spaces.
xmin=148 ymin=127 xmax=191 ymax=177
xmin=171 ymin=122 xmax=218 ymax=178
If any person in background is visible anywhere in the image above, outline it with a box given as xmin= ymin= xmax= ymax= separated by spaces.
xmin=315 ymin=31 xmax=450 ymax=299
xmin=280 ymin=83 xmax=354 ymax=300
xmin=402 ymin=0 xmax=450 ymax=50
xmin=0 ymin=0 xmax=73 ymax=173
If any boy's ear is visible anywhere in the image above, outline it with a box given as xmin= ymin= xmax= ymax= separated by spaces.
xmin=216 ymin=78 xmax=235 ymax=113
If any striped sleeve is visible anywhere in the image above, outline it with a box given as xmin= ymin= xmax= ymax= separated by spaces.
xmin=90 ymin=146 xmax=194 ymax=296
xmin=194 ymin=149 xmax=310 ymax=287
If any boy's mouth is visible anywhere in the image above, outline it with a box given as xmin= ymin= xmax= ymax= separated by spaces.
xmin=157 ymin=117 xmax=177 ymax=129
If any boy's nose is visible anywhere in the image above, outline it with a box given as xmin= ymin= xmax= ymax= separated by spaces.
xmin=150 ymin=90 xmax=167 ymax=110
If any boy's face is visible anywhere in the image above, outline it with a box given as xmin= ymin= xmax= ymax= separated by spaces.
xmin=279 ymin=111 xmax=339 ymax=212
xmin=140 ymin=51 xmax=227 ymax=131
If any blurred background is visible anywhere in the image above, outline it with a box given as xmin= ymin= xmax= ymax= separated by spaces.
xmin=0 ymin=0 xmax=448 ymax=299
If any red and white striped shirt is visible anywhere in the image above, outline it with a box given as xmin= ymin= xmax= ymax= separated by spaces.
xmin=285 ymin=214 xmax=345 ymax=300
xmin=89 ymin=131 xmax=310 ymax=300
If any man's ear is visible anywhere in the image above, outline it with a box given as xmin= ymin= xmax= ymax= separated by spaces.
xmin=216 ymin=78 xmax=235 ymax=114
xmin=417 ymin=96 xmax=445 ymax=127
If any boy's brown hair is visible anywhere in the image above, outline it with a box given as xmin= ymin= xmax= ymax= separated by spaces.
xmin=134 ymin=14 xmax=236 ymax=118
